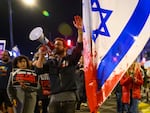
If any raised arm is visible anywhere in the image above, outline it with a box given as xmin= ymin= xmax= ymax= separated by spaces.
xmin=73 ymin=15 xmax=83 ymax=43
xmin=35 ymin=46 xmax=47 ymax=68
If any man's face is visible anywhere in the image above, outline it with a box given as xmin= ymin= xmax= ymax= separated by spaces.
xmin=54 ymin=40 xmax=65 ymax=55
xmin=1 ymin=51 xmax=10 ymax=63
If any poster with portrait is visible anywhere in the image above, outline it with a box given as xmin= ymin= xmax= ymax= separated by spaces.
xmin=0 ymin=40 xmax=6 ymax=59
xmin=12 ymin=68 xmax=38 ymax=88
xmin=39 ymin=73 xmax=51 ymax=96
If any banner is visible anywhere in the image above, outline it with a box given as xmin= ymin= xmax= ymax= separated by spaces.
xmin=12 ymin=69 xmax=38 ymax=88
xmin=83 ymin=0 xmax=150 ymax=112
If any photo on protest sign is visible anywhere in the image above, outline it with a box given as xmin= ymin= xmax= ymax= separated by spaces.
xmin=12 ymin=68 xmax=38 ymax=88
xmin=39 ymin=73 xmax=51 ymax=96
xmin=0 ymin=40 xmax=6 ymax=59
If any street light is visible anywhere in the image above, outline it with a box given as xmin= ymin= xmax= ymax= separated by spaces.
xmin=21 ymin=0 xmax=36 ymax=7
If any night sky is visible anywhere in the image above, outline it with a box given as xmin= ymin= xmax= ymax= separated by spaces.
xmin=0 ymin=0 xmax=82 ymax=59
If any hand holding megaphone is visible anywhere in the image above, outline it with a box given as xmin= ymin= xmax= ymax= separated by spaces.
xmin=38 ymin=45 xmax=47 ymax=53
xmin=29 ymin=27 xmax=54 ymax=51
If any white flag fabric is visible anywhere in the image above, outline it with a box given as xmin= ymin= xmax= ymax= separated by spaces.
xmin=83 ymin=0 xmax=150 ymax=112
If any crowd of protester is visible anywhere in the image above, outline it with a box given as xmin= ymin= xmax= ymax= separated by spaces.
xmin=0 ymin=15 xmax=88 ymax=113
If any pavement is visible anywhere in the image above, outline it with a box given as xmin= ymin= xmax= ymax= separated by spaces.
xmin=75 ymin=94 xmax=116 ymax=113
xmin=75 ymin=94 xmax=150 ymax=113
xmin=0 ymin=93 xmax=149 ymax=113
xmin=139 ymin=102 xmax=150 ymax=113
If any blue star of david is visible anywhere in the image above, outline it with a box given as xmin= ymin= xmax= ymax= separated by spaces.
xmin=91 ymin=0 xmax=113 ymax=42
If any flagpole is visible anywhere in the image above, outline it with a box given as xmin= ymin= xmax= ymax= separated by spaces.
xmin=8 ymin=0 xmax=14 ymax=49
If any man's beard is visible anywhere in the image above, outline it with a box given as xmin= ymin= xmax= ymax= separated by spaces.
xmin=54 ymin=49 xmax=64 ymax=55
xmin=2 ymin=58 xmax=9 ymax=63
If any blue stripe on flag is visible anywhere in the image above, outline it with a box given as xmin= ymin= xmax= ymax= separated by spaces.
xmin=97 ymin=0 xmax=150 ymax=89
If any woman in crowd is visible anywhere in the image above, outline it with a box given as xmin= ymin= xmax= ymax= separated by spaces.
xmin=7 ymin=55 xmax=38 ymax=113
xmin=120 ymin=61 xmax=143 ymax=113
xmin=129 ymin=62 xmax=143 ymax=113
xmin=120 ymin=70 xmax=132 ymax=113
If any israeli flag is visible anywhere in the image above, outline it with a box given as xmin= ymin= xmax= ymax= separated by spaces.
xmin=83 ymin=0 xmax=150 ymax=112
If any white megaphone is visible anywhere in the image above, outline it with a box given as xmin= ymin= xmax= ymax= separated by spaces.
xmin=29 ymin=27 xmax=54 ymax=51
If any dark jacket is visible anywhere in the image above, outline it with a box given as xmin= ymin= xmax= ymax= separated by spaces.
xmin=36 ymin=43 xmax=83 ymax=94
xmin=0 ymin=61 xmax=12 ymax=89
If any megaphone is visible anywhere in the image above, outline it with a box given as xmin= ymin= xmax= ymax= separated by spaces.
xmin=29 ymin=27 xmax=54 ymax=51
